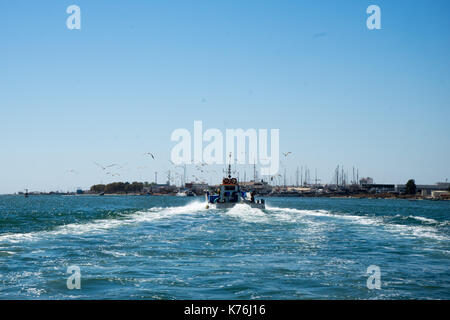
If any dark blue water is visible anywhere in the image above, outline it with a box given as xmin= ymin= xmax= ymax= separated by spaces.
xmin=0 ymin=195 xmax=449 ymax=299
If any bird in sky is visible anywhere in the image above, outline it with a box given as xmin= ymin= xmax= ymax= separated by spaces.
xmin=143 ymin=152 xmax=155 ymax=159
xmin=94 ymin=162 xmax=117 ymax=170
xmin=195 ymin=164 xmax=209 ymax=173
xmin=282 ymin=152 xmax=292 ymax=157
xmin=169 ymin=160 xmax=185 ymax=169
xmin=106 ymin=172 xmax=120 ymax=177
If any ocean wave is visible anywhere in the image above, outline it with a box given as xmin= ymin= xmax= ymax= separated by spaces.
xmin=0 ymin=201 xmax=206 ymax=244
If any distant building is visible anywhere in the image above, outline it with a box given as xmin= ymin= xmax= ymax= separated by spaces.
xmin=396 ymin=182 xmax=450 ymax=194
xmin=144 ymin=183 xmax=176 ymax=194
xmin=185 ymin=182 xmax=208 ymax=194
xmin=436 ymin=182 xmax=450 ymax=189
xmin=240 ymin=180 xmax=272 ymax=194
xmin=416 ymin=184 xmax=448 ymax=194
xmin=431 ymin=190 xmax=450 ymax=199
xmin=362 ymin=184 xmax=395 ymax=192
xmin=359 ymin=177 xmax=374 ymax=185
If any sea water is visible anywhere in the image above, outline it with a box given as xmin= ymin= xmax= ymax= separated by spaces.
xmin=0 ymin=195 xmax=448 ymax=299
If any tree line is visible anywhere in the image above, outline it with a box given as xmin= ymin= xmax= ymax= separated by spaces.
xmin=90 ymin=182 xmax=147 ymax=194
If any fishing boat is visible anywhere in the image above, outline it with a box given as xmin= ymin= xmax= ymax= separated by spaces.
xmin=205 ymin=163 xmax=265 ymax=209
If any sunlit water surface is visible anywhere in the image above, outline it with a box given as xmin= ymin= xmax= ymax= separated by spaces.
xmin=0 ymin=195 xmax=449 ymax=299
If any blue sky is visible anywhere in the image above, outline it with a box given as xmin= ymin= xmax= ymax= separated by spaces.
xmin=1 ymin=0 xmax=449 ymax=193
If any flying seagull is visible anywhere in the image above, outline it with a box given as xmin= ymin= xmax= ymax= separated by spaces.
xmin=282 ymin=152 xmax=292 ymax=157
xmin=143 ymin=152 xmax=155 ymax=159
xmin=106 ymin=172 xmax=120 ymax=177
xmin=94 ymin=162 xmax=117 ymax=170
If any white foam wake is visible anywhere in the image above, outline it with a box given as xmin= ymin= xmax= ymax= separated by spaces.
xmin=0 ymin=201 xmax=207 ymax=244
xmin=224 ymin=203 xmax=268 ymax=223
xmin=408 ymin=215 xmax=438 ymax=224
xmin=267 ymin=205 xmax=380 ymax=224
xmin=265 ymin=206 xmax=449 ymax=241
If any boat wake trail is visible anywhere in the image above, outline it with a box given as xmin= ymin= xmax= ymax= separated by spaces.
xmin=224 ymin=203 xmax=268 ymax=223
xmin=266 ymin=206 xmax=449 ymax=241
xmin=0 ymin=201 xmax=207 ymax=244
xmin=1 ymin=201 xmax=447 ymax=244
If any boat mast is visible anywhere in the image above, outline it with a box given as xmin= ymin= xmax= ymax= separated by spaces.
xmin=227 ymin=152 xmax=232 ymax=178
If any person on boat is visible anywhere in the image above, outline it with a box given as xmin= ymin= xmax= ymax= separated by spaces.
xmin=250 ymin=191 xmax=255 ymax=203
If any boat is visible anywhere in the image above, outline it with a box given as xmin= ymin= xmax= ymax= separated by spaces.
xmin=205 ymin=163 xmax=265 ymax=209
xmin=177 ymin=190 xmax=196 ymax=197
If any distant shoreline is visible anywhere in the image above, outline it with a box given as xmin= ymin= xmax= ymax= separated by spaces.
xmin=5 ymin=193 xmax=449 ymax=201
